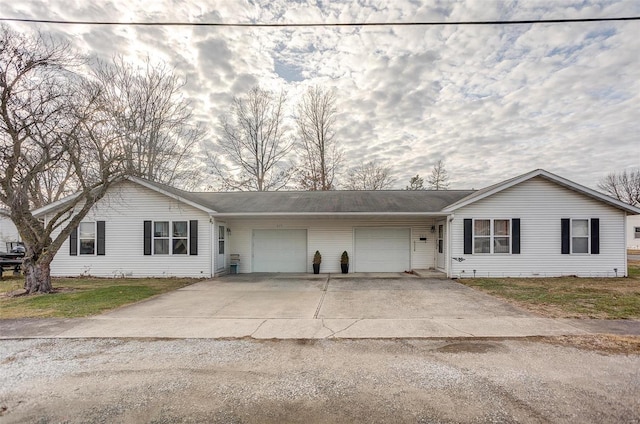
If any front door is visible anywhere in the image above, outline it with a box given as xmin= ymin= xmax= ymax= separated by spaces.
xmin=217 ymin=224 xmax=226 ymax=271
xmin=436 ymin=221 xmax=445 ymax=270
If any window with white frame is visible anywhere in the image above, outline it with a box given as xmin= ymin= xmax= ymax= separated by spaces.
xmin=79 ymin=222 xmax=96 ymax=255
xmin=153 ymin=222 xmax=170 ymax=254
xmin=153 ymin=221 xmax=188 ymax=255
xmin=635 ymin=227 xmax=640 ymax=239
xmin=172 ymin=221 xmax=188 ymax=254
xmin=571 ymin=219 xmax=589 ymax=253
xmin=473 ymin=219 xmax=510 ymax=254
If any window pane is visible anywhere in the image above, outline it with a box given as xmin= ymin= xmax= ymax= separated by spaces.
xmin=438 ymin=225 xmax=443 ymax=238
xmin=494 ymin=237 xmax=510 ymax=253
xmin=80 ymin=239 xmax=95 ymax=255
xmin=474 ymin=220 xmax=490 ymax=236
xmin=219 ymin=240 xmax=225 ymax=254
xmin=572 ymin=238 xmax=588 ymax=254
xmin=474 ymin=237 xmax=490 ymax=253
xmin=173 ymin=238 xmax=188 ymax=255
xmin=572 ymin=220 xmax=588 ymax=237
xmin=634 ymin=227 xmax=640 ymax=238
xmin=173 ymin=221 xmax=188 ymax=238
xmin=219 ymin=226 xmax=225 ymax=240
xmin=79 ymin=222 xmax=95 ymax=238
xmin=494 ymin=220 xmax=509 ymax=236
xmin=154 ymin=222 xmax=169 ymax=238
xmin=154 ymin=239 xmax=169 ymax=254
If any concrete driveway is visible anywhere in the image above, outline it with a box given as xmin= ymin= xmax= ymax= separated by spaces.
xmin=10 ymin=273 xmax=593 ymax=339
xmin=101 ymin=273 xmax=530 ymax=320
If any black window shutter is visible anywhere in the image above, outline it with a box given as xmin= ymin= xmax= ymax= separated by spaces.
xmin=69 ymin=226 xmax=78 ymax=256
xmin=144 ymin=221 xmax=152 ymax=255
xmin=97 ymin=221 xmax=106 ymax=256
xmin=190 ymin=220 xmax=198 ymax=256
xmin=511 ymin=218 xmax=521 ymax=254
xmin=561 ymin=218 xmax=570 ymax=254
xmin=591 ymin=218 xmax=600 ymax=254
xmin=463 ymin=219 xmax=472 ymax=254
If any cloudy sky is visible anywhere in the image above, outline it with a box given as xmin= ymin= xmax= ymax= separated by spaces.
xmin=2 ymin=0 xmax=639 ymax=190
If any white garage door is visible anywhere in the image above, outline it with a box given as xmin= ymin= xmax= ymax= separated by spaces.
xmin=252 ymin=229 xmax=307 ymax=272
xmin=354 ymin=228 xmax=411 ymax=272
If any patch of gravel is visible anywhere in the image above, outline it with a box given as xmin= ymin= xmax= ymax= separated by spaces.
xmin=1 ymin=338 xmax=640 ymax=423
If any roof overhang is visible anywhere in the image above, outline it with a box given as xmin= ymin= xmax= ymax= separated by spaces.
xmin=211 ymin=212 xmax=450 ymax=218
xmin=33 ymin=177 xmax=218 ymax=217
xmin=443 ymin=169 xmax=640 ymax=215
xmin=128 ymin=177 xmax=217 ymax=214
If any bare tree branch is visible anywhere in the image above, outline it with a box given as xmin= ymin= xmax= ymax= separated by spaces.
xmin=94 ymin=56 xmax=206 ymax=189
xmin=295 ymin=86 xmax=342 ymax=190
xmin=0 ymin=25 xmax=129 ymax=293
xmin=345 ymin=161 xmax=394 ymax=190
xmin=405 ymin=175 xmax=424 ymax=190
xmin=427 ymin=160 xmax=449 ymax=190
xmin=598 ymin=169 xmax=640 ymax=206
xmin=210 ymin=86 xmax=293 ymax=191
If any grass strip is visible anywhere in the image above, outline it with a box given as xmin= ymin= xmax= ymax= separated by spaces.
xmin=0 ymin=277 xmax=198 ymax=318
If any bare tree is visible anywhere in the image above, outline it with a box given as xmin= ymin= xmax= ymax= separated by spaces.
xmin=427 ymin=160 xmax=449 ymax=190
xmin=345 ymin=161 xmax=394 ymax=190
xmin=95 ymin=57 xmax=205 ymax=189
xmin=0 ymin=25 xmax=128 ymax=293
xmin=405 ymin=175 xmax=424 ymax=190
xmin=211 ymin=86 xmax=293 ymax=191
xmin=598 ymin=169 xmax=640 ymax=206
xmin=295 ymin=86 xmax=342 ymax=190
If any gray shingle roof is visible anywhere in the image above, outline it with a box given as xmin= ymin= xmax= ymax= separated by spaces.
xmin=139 ymin=179 xmax=475 ymax=214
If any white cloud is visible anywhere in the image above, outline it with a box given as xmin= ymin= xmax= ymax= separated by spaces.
xmin=2 ymin=0 xmax=639 ymax=189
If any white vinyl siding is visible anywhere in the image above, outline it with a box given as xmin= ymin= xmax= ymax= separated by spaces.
xmin=354 ymin=228 xmax=411 ymax=272
xmin=451 ymin=176 xmax=627 ymax=278
xmin=225 ymin=218 xmax=437 ymax=274
xmin=49 ymin=181 xmax=211 ymax=278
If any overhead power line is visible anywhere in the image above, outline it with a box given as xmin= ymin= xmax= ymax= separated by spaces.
xmin=0 ymin=16 xmax=639 ymax=27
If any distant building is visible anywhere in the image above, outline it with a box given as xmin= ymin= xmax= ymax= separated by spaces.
xmin=0 ymin=209 xmax=20 ymax=249
xmin=628 ymin=215 xmax=640 ymax=250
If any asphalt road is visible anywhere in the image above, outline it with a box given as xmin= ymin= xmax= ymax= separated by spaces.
xmin=1 ymin=338 xmax=638 ymax=423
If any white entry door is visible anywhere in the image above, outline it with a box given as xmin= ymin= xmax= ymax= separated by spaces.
xmin=354 ymin=228 xmax=411 ymax=272
xmin=252 ymin=229 xmax=307 ymax=272
xmin=217 ymin=224 xmax=226 ymax=271
xmin=436 ymin=221 xmax=445 ymax=270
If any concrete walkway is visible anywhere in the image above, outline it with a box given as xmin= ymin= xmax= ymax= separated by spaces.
xmin=2 ymin=316 xmax=639 ymax=339
xmin=1 ymin=274 xmax=639 ymax=339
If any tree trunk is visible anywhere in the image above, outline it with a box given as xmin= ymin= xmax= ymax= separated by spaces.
xmin=24 ymin=260 xmax=53 ymax=294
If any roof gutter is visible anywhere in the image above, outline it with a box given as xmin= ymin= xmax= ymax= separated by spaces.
xmin=210 ymin=212 xmax=449 ymax=218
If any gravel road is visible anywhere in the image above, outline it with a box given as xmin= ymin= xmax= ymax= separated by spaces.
xmin=1 ymin=338 xmax=639 ymax=423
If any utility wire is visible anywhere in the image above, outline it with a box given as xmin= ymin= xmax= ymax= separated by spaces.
xmin=0 ymin=16 xmax=639 ymax=27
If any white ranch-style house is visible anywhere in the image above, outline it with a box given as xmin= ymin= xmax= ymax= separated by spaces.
xmin=34 ymin=169 xmax=640 ymax=279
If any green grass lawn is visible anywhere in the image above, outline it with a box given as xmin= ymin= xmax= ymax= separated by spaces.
xmin=0 ymin=275 xmax=199 ymax=318
xmin=460 ymin=262 xmax=640 ymax=319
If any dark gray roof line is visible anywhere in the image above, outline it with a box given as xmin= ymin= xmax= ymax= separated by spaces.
xmin=135 ymin=179 xmax=475 ymax=214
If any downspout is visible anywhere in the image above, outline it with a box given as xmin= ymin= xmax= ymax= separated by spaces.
xmin=624 ymin=212 xmax=628 ymax=277
xmin=447 ymin=213 xmax=455 ymax=278
xmin=209 ymin=215 xmax=215 ymax=278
